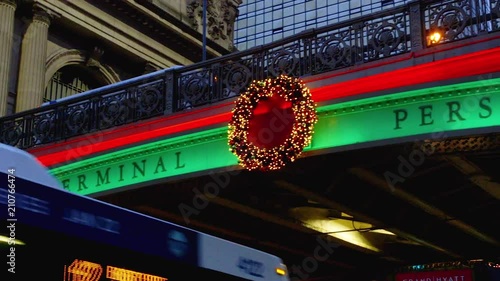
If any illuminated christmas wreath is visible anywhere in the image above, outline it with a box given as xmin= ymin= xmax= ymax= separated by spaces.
xmin=228 ymin=74 xmax=318 ymax=171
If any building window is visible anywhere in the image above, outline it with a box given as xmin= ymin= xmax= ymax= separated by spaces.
xmin=381 ymin=0 xmax=394 ymax=6
xmin=44 ymin=65 xmax=104 ymax=102
xmin=235 ymin=0 xmax=410 ymax=50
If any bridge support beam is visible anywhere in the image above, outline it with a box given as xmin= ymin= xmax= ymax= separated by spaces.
xmin=349 ymin=167 xmax=500 ymax=247
xmin=273 ymin=179 xmax=461 ymax=259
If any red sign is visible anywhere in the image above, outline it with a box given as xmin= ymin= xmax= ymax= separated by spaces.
xmin=396 ymin=269 xmax=473 ymax=281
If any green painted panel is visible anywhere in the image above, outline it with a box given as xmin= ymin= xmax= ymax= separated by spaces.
xmin=51 ymin=128 xmax=238 ymax=195
xmin=310 ymin=81 xmax=500 ymax=150
xmin=51 ymin=79 xmax=500 ymax=195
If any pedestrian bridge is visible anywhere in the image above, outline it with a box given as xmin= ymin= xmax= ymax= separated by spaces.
xmin=1 ymin=1 xmax=500 ymax=279
xmin=2 ymin=0 xmax=498 ymax=195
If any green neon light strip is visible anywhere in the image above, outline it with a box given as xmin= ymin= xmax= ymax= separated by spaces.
xmin=51 ymin=127 xmax=237 ymax=195
xmin=312 ymin=78 xmax=500 ymax=151
xmin=52 ymin=79 xmax=500 ymax=195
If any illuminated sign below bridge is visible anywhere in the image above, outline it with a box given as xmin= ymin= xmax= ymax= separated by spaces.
xmin=311 ymin=78 xmax=499 ymax=151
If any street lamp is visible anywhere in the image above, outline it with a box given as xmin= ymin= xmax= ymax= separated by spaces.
xmin=427 ymin=28 xmax=443 ymax=46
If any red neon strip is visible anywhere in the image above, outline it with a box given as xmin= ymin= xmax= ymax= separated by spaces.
xmin=32 ymin=46 xmax=500 ymax=167
xmin=35 ymin=112 xmax=231 ymax=167
xmin=312 ymin=47 xmax=500 ymax=103
xmin=28 ymin=100 xmax=235 ymax=155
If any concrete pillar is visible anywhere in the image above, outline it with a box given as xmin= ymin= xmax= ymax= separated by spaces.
xmin=15 ymin=4 xmax=52 ymax=113
xmin=0 ymin=0 xmax=17 ymax=116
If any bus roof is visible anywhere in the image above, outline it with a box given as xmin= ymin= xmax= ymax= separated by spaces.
xmin=0 ymin=143 xmax=62 ymax=189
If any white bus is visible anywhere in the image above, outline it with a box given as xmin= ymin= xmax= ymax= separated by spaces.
xmin=0 ymin=143 xmax=289 ymax=281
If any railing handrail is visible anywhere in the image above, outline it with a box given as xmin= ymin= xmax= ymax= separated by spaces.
xmin=0 ymin=0 xmax=448 ymax=122
xmin=3 ymin=68 xmax=179 ymax=120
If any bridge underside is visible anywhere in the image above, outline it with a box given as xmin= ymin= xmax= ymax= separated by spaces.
xmin=97 ymin=132 xmax=500 ymax=281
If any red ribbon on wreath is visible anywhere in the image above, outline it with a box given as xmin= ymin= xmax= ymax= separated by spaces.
xmin=228 ymin=75 xmax=318 ymax=171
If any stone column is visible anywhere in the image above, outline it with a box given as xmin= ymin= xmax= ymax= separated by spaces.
xmin=0 ymin=0 xmax=17 ymax=116
xmin=15 ymin=4 xmax=53 ymax=113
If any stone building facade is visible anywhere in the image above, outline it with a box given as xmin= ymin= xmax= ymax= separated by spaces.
xmin=0 ymin=0 xmax=241 ymax=117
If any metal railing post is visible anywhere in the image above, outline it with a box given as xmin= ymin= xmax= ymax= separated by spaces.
xmin=409 ymin=0 xmax=425 ymax=51
xmin=164 ymin=71 xmax=175 ymax=115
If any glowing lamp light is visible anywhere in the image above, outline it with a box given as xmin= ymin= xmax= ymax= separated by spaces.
xmin=428 ymin=29 xmax=443 ymax=45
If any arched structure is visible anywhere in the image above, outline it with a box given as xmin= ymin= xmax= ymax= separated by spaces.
xmin=45 ymin=48 xmax=121 ymax=89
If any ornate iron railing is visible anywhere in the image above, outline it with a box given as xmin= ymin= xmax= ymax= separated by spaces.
xmin=1 ymin=0 xmax=499 ymax=149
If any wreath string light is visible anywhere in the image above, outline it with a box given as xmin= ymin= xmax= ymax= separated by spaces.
xmin=228 ymin=74 xmax=318 ymax=171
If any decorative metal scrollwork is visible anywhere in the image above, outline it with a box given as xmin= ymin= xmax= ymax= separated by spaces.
xmin=179 ymin=70 xmax=211 ymax=108
xmin=492 ymin=0 xmax=500 ymax=31
xmin=429 ymin=2 xmax=471 ymax=40
xmin=0 ymin=121 xmax=23 ymax=146
xmin=65 ymin=104 xmax=90 ymax=135
xmin=137 ymin=87 xmax=162 ymax=116
xmin=268 ymin=48 xmax=299 ymax=77
xmin=368 ymin=20 xmax=405 ymax=58
xmin=494 ymin=0 xmax=500 ymax=15
xmin=223 ymin=62 xmax=251 ymax=95
xmin=33 ymin=112 xmax=56 ymax=144
xmin=317 ymin=36 xmax=350 ymax=68
xmin=99 ymin=94 xmax=130 ymax=128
